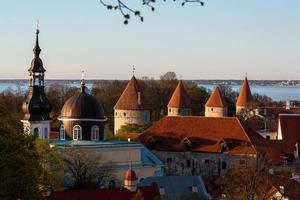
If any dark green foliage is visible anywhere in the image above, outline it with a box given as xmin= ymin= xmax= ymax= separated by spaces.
xmin=0 ymin=105 xmax=43 ymax=200
xmin=117 ymin=123 xmax=151 ymax=136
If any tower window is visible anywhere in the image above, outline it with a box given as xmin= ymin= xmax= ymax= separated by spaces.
xmin=116 ymin=112 xmax=118 ymax=116
xmin=222 ymin=161 xmax=227 ymax=170
xmin=73 ymin=125 xmax=82 ymax=140
xmin=124 ymin=112 xmax=126 ymax=116
xmin=60 ymin=125 xmax=65 ymax=140
xmin=211 ymin=108 xmax=214 ymax=111
xmin=91 ymin=125 xmax=99 ymax=141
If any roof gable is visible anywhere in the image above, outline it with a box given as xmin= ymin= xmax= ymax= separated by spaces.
xmin=167 ymin=81 xmax=191 ymax=109
xmin=205 ymin=87 xmax=227 ymax=108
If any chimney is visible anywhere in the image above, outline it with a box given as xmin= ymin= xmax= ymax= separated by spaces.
xmin=286 ymin=100 xmax=291 ymax=110
xmin=192 ymin=185 xmax=198 ymax=193
xmin=279 ymin=185 xmax=284 ymax=194
xmin=137 ymin=92 xmax=141 ymax=106
xmin=159 ymin=187 xmax=165 ymax=196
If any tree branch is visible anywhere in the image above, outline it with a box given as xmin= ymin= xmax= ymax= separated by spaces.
xmin=99 ymin=0 xmax=204 ymax=24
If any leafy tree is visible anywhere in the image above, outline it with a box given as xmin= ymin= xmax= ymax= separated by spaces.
xmin=0 ymin=105 xmax=43 ymax=200
xmin=63 ymin=148 xmax=114 ymax=189
xmin=217 ymin=152 xmax=273 ymax=200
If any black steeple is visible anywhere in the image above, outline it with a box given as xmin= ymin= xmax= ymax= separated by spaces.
xmin=22 ymin=27 xmax=51 ymax=121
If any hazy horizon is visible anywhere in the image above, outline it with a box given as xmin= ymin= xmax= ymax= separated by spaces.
xmin=1 ymin=1 xmax=300 ymax=80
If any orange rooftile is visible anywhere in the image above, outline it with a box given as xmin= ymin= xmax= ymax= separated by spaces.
xmin=205 ymin=87 xmax=227 ymax=108
xmin=236 ymin=77 xmax=253 ymax=107
xmin=167 ymin=81 xmax=191 ymax=108
xmin=139 ymin=116 xmax=264 ymax=155
xmin=114 ymin=76 xmax=148 ymax=110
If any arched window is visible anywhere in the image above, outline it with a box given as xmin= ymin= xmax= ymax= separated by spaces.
xmin=91 ymin=125 xmax=99 ymax=141
xmin=73 ymin=125 xmax=82 ymax=140
xmin=33 ymin=128 xmax=39 ymax=136
xmin=60 ymin=125 xmax=65 ymax=140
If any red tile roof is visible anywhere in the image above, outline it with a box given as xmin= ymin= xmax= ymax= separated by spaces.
xmin=48 ymin=183 xmax=160 ymax=200
xmin=236 ymin=77 xmax=253 ymax=107
xmin=139 ymin=116 xmax=265 ymax=155
xmin=278 ymin=114 xmax=300 ymax=153
xmin=114 ymin=76 xmax=148 ymax=110
xmin=167 ymin=81 xmax=191 ymax=109
xmin=205 ymin=87 xmax=227 ymax=108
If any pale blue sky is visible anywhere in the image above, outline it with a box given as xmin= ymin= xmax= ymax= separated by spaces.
xmin=0 ymin=0 xmax=300 ymax=80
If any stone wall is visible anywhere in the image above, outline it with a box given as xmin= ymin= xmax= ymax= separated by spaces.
xmin=153 ymin=150 xmax=256 ymax=176
xmin=114 ymin=109 xmax=150 ymax=134
xmin=205 ymin=107 xmax=227 ymax=117
xmin=167 ymin=107 xmax=192 ymax=116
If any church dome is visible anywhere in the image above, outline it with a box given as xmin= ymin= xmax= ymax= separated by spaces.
xmin=60 ymin=85 xmax=105 ymax=120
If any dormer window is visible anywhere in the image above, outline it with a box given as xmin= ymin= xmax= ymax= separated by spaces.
xmin=181 ymin=137 xmax=192 ymax=151
xmin=147 ymin=136 xmax=156 ymax=149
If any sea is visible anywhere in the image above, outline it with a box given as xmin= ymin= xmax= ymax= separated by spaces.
xmin=1 ymin=81 xmax=300 ymax=102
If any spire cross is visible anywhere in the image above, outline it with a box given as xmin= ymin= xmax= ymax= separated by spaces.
xmin=132 ymin=66 xmax=136 ymax=76
xmin=36 ymin=19 xmax=40 ymax=34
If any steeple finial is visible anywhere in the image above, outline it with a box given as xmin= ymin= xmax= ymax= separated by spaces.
xmin=245 ymin=72 xmax=248 ymax=78
xmin=33 ymin=20 xmax=41 ymax=57
xmin=132 ymin=66 xmax=136 ymax=76
xmin=81 ymin=70 xmax=86 ymax=93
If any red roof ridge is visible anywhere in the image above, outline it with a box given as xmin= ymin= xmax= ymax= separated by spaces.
xmin=236 ymin=77 xmax=253 ymax=107
xmin=114 ymin=76 xmax=148 ymax=110
xmin=167 ymin=81 xmax=191 ymax=108
xmin=205 ymin=86 xmax=227 ymax=108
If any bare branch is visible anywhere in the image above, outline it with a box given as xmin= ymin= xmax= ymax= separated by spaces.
xmin=99 ymin=0 xmax=204 ymax=24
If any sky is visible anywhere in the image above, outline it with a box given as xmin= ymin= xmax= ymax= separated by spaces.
xmin=0 ymin=0 xmax=300 ymax=80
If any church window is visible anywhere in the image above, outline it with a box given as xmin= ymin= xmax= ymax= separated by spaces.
xmin=60 ymin=125 xmax=65 ymax=140
xmin=91 ymin=125 xmax=99 ymax=141
xmin=73 ymin=125 xmax=82 ymax=140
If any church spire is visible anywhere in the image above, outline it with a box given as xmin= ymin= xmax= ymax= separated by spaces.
xmin=80 ymin=70 xmax=86 ymax=93
xmin=33 ymin=22 xmax=41 ymax=57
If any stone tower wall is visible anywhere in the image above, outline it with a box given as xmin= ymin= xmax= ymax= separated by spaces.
xmin=205 ymin=107 xmax=227 ymax=117
xmin=167 ymin=107 xmax=192 ymax=116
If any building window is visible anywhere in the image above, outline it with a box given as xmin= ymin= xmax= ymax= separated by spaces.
xmin=239 ymin=160 xmax=246 ymax=165
xmin=44 ymin=128 xmax=48 ymax=139
xmin=91 ymin=125 xmax=99 ymax=141
xmin=266 ymin=135 xmax=270 ymax=140
xmin=178 ymin=109 xmax=181 ymax=113
xmin=124 ymin=112 xmax=126 ymax=116
xmin=211 ymin=108 xmax=214 ymax=111
xmin=169 ymin=109 xmax=171 ymax=113
xmin=222 ymin=161 xmax=227 ymax=170
xmin=33 ymin=128 xmax=39 ymax=136
xmin=187 ymin=160 xmax=191 ymax=168
xmin=73 ymin=125 xmax=82 ymax=140
xmin=108 ymin=180 xmax=116 ymax=189
xmin=115 ymin=112 xmax=117 ymax=116
xmin=60 ymin=125 xmax=65 ymax=140
xmin=204 ymin=159 xmax=210 ymax=164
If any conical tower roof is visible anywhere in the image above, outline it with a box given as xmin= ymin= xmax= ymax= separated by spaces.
xmin=114 ymin=76 xmax=148 ymax=110
xmin=236 ymin=77 xmax=253 ymax=107
xmin=205 ymin=86 xmax=227 ymax=108
xmin=167 ymin=81 xmax=191 ymax=108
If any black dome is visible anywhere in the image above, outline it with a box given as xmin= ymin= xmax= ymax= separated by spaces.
xmin=60 ymin=90 xmax=105 ymax=120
